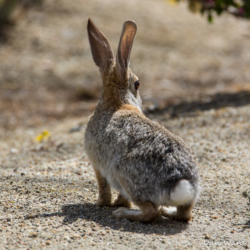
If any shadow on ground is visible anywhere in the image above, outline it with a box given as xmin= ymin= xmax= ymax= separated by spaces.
xmin=150 ymin=90 xmax=250 ymax=118
xmin=24 ymin=202 xmax=188 ymax=236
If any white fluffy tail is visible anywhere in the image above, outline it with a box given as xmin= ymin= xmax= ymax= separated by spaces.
xmin=170 ymin=180 xmax=195 ymax=206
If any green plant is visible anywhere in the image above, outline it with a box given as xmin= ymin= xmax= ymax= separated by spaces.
xmin=0 ymin=0 xmax=19 ymax=24
xmin=172 ymin=0 xmax=250 ymax=22
xmin=242 ymin=190 xmax=250 ymax=204
xmin=0 ymin=0 xmax=43 ymax=25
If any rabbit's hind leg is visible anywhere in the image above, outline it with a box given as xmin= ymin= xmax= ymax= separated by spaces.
xmin=113 ymin=193 xmax=132 ymax=208
xmin=94 ymin=169 xmax=112 ymax=206
xmin=112 ymin=201 xmax=160 ymax=222
xmin=160 ymin=203 xmax=194 ymax=222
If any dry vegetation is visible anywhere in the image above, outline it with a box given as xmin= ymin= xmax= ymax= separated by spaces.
xmin=1 ymin=0 xmax=250 ymax=129
xmin=0 ymin=0 xmax=250 ymax=249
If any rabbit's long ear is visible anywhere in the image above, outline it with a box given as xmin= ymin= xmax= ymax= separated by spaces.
xmin=116 ymin=20 xmax=137 ymax=76
xmin=87 ymin=18 xmax=114 ymax=69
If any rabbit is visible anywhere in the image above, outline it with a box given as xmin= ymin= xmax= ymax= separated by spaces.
xmin=84 ymin=18 xmax=200 ymax=222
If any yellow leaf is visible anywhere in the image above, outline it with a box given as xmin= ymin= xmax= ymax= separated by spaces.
xmin=35 ymin=130 xmax=51 ymax=142
xmin=166 ymin=0 xmax=178 ymax=5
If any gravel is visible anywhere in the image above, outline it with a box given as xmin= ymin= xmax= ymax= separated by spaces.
xmin=0 ymin=104 xmax=250 ymax=249
xmin=0 ymin=0 xmax=250 ymax=248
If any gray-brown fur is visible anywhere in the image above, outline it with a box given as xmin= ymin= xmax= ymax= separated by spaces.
xmin=84 ymin=18 xmax=200 ymax=222
xmin=94 ymin=169 xmax=111 ymax=206
xmin=113 ymin=193 xmax=132 ymax=208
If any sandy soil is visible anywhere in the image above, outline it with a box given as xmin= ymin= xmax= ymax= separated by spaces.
xmin=0 ymin=0 xmax=250 ymax=249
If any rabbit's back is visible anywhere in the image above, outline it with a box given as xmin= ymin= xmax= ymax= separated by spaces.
xmin=85 ymin=109 xmax=199 ymax=205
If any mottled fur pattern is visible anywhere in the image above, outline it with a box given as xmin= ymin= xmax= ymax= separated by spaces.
xmin=84 ymin=19 xmax=200 ymax=222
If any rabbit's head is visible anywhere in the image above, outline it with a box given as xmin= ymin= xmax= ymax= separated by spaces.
xmin=87 ymin=19 xmax=142 ymax=112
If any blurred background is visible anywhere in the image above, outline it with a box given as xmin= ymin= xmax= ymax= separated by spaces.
xmin=1 ymin=0 xmax=250 ymax=130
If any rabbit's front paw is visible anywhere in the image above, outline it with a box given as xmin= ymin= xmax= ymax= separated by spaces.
xmin=97 ymin=198 xmax=112 ymax=207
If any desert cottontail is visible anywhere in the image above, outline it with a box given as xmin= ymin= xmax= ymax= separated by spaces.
xmin=84 ymin=18 xmax=200 ymax=222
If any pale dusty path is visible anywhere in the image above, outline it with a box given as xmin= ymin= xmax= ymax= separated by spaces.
xmin=0 ymin=103 xmax=249 ymax=249
xmin=0 ymin=0 xmax=250 ymax=249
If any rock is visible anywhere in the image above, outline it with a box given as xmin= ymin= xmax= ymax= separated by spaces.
xmin=204 ymin=234 xmax=211 ymax=239
xmin=29 ymin=232 xmax=38 ymax=237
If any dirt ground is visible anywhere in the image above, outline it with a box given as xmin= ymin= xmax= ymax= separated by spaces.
xmin=0 ymin=0 xmax=250 ymax=249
